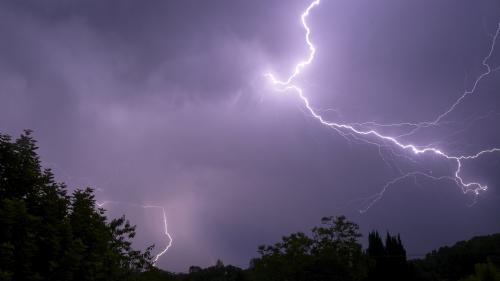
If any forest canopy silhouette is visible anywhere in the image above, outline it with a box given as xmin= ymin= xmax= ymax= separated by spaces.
xmin=0 ymin=131 xmax=499 ymax=281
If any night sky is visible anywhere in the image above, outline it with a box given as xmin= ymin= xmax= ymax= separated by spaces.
xmin=1 ymin=0 xmax=500 ymax=272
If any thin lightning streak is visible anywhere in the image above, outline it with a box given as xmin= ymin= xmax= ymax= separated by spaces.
xmin=96 ymin=201 xmax=172 ymax=266
xmin=355 ymin=172 xmax=459 ymax=213
xmin=372 ymin=21 xmax=500 ymax=137
xmin=265 ymin=0 xmax=500 ymax=211
xmin=429 ymin=22 xmax=500 ymax=125
xmin=144 ymin=204 xmax=172 ymax=265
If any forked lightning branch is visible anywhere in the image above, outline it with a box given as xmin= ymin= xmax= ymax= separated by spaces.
xmin=266 ymin=0 xmax=500 ymax=212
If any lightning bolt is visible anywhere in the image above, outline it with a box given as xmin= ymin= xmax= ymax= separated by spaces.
xmin=266 ymin=0 xmax=500 ymax=212
xmin=46 ymin=162 xmax=173 ymax=266
xmin=96 ymin=201 xmax=173 ymax=266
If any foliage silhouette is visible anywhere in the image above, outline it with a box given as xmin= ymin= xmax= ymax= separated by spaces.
xmin=0 ymin=131 xmax=153 ymax=281
xmin=249 ymin=216 xmax=369 ymax=281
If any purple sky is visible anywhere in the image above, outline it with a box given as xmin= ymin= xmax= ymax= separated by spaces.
xmin=1 ymin=0 xmax=500 ymax=272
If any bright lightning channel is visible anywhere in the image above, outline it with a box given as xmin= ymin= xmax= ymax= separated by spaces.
xmin=96 ymin=201 xmax=172 ymax=266
xmin=265 ymin=0 xmax=500 ymax=212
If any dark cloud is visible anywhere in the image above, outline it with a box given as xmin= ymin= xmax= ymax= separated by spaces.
xmin=1 ymin=0 xmax=500 ymax=272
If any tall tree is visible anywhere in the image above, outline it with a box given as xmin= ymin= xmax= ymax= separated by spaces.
xmin=0 ymin=131 xmax=152 ymax=281
xmin=366 ymin=231 xmax=385 ymax=280
xmin=366 ymin=231 xmax=408 ymax=281
xmin=249 ymin=216 xmax=368 ymax=281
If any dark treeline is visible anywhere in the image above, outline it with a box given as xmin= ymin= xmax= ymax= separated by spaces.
xmin=1 ymin=131 xmax=499 ymax=281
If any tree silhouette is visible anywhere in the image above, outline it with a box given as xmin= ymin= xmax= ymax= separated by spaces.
xmin=250 ymin=215 xmax=368 ymax=281
xmin=0 ymin=131 xmax=152 ymax=281
xmin=366 ymin=231 xmax=408 ymax=281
